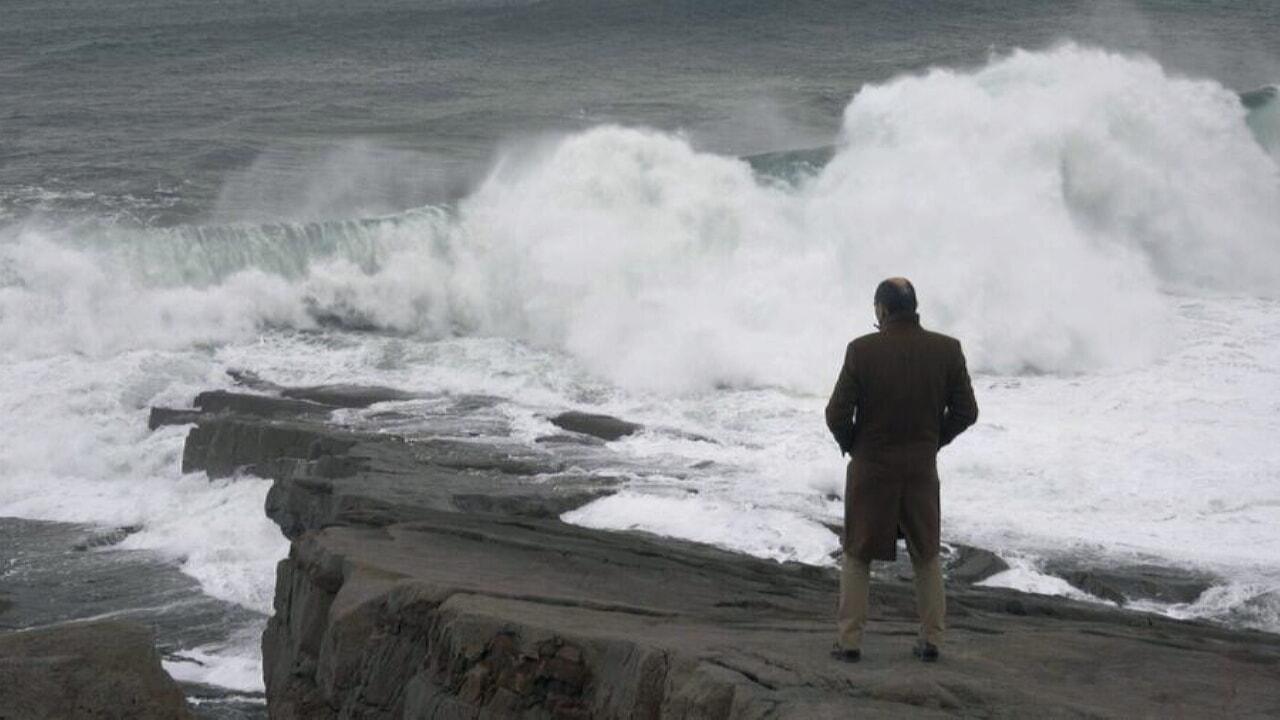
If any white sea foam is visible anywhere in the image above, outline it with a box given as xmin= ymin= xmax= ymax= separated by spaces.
xmin=4 ymin=46 xmax=1276 ymax=389
xmin=1130 ymin=582 xmax=1280 ymax=634
xmin=977 ymin=557 xmax=1101 ymax=603
xmin=563 ymin=491 xmax=839 ymax=566
xmin=163 ymin=642 xmax=268 ymax=694
xmin=0 ymin=350 xmax=288 ymax=690
xmin=0 ymin=350 xmax=287 ymax=611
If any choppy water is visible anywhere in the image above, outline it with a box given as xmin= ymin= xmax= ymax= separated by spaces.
xmin=2 ymin=0 xmax=1279 ymax=698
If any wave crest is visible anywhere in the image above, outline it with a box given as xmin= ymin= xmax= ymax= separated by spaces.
xmin=4 ymin=45 xmax=1278 ymax=392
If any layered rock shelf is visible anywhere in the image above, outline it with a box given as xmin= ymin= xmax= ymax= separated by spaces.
xmin=0 ymin=621 xmax=193 ymax=720
xmin=157 ymin=374 xmax=1280 ymax=719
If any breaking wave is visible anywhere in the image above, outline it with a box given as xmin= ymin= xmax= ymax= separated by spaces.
xmin=2 ymin=45 xmax=1277 ymax=392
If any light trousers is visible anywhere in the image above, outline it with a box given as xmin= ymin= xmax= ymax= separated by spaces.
xmin=837 ymin=549 xmax=945 ymax=650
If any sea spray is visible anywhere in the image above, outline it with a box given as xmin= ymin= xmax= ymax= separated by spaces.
xmin=4 ymin=46 xmax=1276 ymax=393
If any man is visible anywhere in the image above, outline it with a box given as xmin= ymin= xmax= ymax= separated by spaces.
xmin=824 ymin=277 xmax=978 ymax=663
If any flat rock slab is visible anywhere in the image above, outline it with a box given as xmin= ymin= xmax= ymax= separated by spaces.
xmin=278 ymin=384 xmax=419 ymax=408
xmin=195 ymin=390 xmax=334 ymax=419
xmin=228 ymin=368 xmax=420 ymax=408
xmin=263 ymin=511 xmax=1280 ymax=719
xmin=0 ymin=621 xmax=193 ymax=720
xmin=172 ymin=390 xmax=626 ymax=540
xmin=161 ymin=378 xmax=1280 ymax=718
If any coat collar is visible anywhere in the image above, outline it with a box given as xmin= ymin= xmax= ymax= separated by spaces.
xmin=877 ymin=311 xmax=920 ymax=331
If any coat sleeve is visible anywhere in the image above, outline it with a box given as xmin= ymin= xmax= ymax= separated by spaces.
xmin=824 ymin=343 xmax=858 ymax=455
xmin=939 ymin=340 xmax=979 ymax=448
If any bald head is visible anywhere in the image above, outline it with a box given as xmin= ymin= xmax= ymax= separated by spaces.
xmin=874 ymin=277 xmax=917 ymax=321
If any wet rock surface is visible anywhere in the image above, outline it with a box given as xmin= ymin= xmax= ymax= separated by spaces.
xmin=0 ymin=517 xmax=267 ymax=720
xmin=943 ymin=544 xmax=1011 ymax=584
xmin=161 ymin=374 xmax=1280 ymax=718
xmin=172 ymin=377 xmax=627 ymax=542
xmin=263 ymin=514 xmax=1280 ymax=719
xmin=1043 ymin=561 xmax=1219 ymax=606
xmin=547 ymin=411 xmax=643 ymax=441
xmin=0 ymin=620 xmax=193 ymax=720
xmin=228 ymin=368 xmax=420 ymax=408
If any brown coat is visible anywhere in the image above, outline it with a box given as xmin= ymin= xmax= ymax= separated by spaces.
xmin=824 ymin=311 xmax=979 ymax=562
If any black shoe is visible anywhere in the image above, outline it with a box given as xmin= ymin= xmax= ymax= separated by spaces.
xmin=830 ymin=647 xmax=861 ymax=663
xmin=912 ymin=640 xmax=940 ymax=662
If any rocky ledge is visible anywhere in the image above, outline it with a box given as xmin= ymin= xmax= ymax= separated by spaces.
xmin=0 ymin=620 xmax=193 ymax=719
xmin=157 ymin=374 xmax=1280 ymax=719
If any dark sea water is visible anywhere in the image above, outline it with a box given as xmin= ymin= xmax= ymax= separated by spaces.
xmin=3 ymin=0 xmax=1277 ymax=225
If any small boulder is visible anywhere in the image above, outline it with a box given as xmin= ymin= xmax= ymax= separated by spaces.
xmin=548 ymin=411 xmax=643 ymax=441
xmin=946 ymin=544 xmax=1011 ymax=585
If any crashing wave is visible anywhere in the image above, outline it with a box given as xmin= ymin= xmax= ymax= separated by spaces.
xmin=3 ymin=45 xmax=1278 ymax=392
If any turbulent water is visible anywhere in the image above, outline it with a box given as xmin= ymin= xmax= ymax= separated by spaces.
xmin=3 ymin=0 xmax=1280 ymax=699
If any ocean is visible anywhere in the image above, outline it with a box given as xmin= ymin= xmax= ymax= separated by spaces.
xmin=2 ymin=0 xmax=1279 ymax=707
